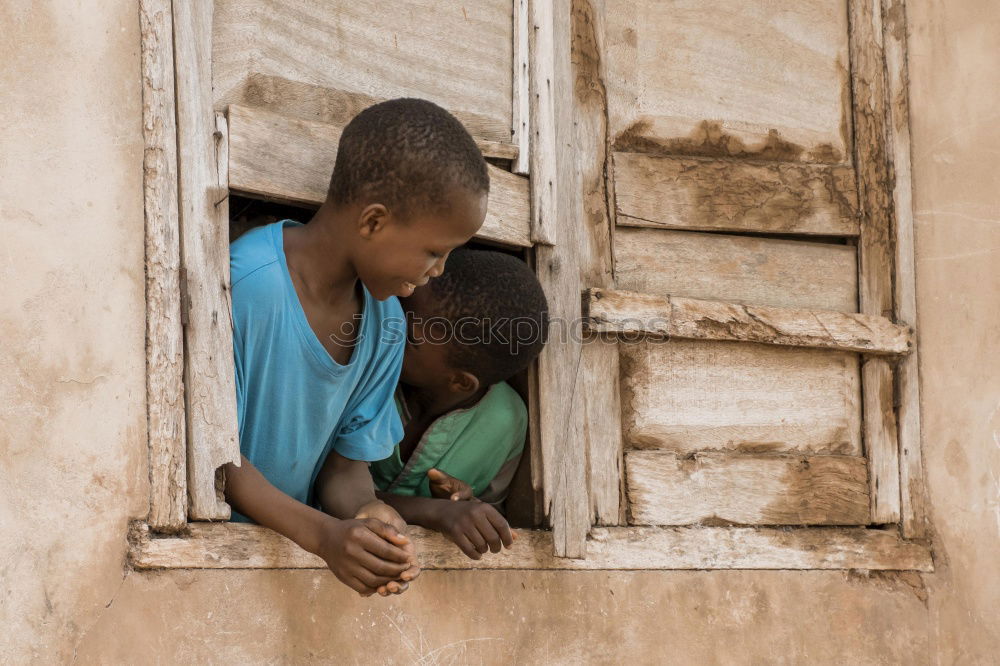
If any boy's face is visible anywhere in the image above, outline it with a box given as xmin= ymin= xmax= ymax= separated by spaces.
xmin=399 ymin=286 xmax=467 ymax=393
xmin=355 ymin=187 xmax=487 ymax=301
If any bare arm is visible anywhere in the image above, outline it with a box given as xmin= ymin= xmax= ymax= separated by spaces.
xmin=376 ymin=491 xmax=448 ymax=530
xmin=314 ymin=451 xmax=423 ymax=593
xmin=224 ymin=456 xmax=414 ymax=595
xmin=225 ymin=456 xmax=333 ymax=554
xmin=314 ymin=451 xmax=379 ymax=519
xmin=377 ymin=485 xmax=514 ymax=560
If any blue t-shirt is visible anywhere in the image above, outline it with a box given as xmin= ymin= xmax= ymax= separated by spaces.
xmin=230 ymin=221 xmax=405 ymax=520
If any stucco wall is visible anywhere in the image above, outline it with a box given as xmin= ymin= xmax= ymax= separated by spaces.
xmin=0 ymin=1 xmax=149 ymax=661
xmin=1 ymin=0 xmax=997 ymax=663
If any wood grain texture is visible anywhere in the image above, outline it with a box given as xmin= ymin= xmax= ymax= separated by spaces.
xmin=882 ymin=0 xmax=927 ymax=538
xmin=512 ymin=0 xmax=531 ymax=174
xmin=213 ymin=0 xmax=514 ymax=144
xmin=131 ymin=522 xmax=933 ymax=571
xmin=532 ymin=0 xmax=590 ymax=556
xmin=581 ymin=336 xmax=625 ymax=525
xmin=849 ymin=0 xmax=901 ymax=524
xmin=221 ymin=75 xmax=522 ymax=161
xmin=226 ymin=105 xmax=531 ymax=248
xmin=626 ymin=451 xmax=870 ymax=526
xmin=613 ymin=152 xmax=860 ymax=236
xmin=572 ymin=0 xmax=623 ymax=526
xmin=620 ymin=340 xmax=861 ymax=455
xmin=527 ymin=0 xmax=559 ymax=244
xmin=585 ymin=289 xmax=912 ymax=355
xmin=141 ymin=0 xmax=187 ymax=531
xmin=173 ymin=0 xmax=242 ymax=520
xmin=603 ymin=0 xmax=851 ymax=162
xmin=615 ymin=227 xmax=859 ymax=312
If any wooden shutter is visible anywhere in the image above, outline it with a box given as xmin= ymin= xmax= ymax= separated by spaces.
xmin=556 ymin=0 xmax=927 ymax=554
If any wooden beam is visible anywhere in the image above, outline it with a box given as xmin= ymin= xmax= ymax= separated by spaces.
xmin=512 ymin=0 xmax=530 ymax=174
xmin=141 ymin=0 xmax=187 ymax=532
xmin=533 ymin=0 xmax=590 ymax=556
xmin=225 ymin=104 xmax=532 ymax=248
xmin=613 ymin=153 xmax=860 ymax=236
xmin=571 ymin=0 xmax=623 ymax=527
xmin=615 ymin=227 xmax=859 ymax=313
xmin=131 ymin=522 xmax=933 ymax=571
xmin=527 ymin=0 xmax=558 ymax=244
xmin=881 ymin=0 xmax=928 ymax=538
xmin=620 ymin=339 xmax=861 ymax=456
xmin=222 ymin=74 xmax=519 ymax=161
xmin=585 ymin=289 xmax=913 ymax=355
xmin=626 ymin=452 xmax=870 ymax=527
xmin=849 ymin=0 xmax=902 ymax=524
xmin=173 ymin=0 xmax=241 ymax=520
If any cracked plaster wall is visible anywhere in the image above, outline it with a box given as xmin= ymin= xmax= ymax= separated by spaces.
xmin=0 ymin=0 xmax=997 ymax=663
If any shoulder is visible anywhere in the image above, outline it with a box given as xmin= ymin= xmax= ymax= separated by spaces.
xmin=474 ymin=381 xmax=528 ymax=429
xmin=230 ymin=223 xmax=282 ymax=289
xmin=229 ymin=224 xmax=292 ymax=337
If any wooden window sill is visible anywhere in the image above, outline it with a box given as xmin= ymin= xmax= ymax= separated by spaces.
xmin=130 ymin=522 xmax=932 ymax=572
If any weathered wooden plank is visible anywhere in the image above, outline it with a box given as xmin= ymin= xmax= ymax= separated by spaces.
xmin=850 ymin=0 xmax=901 ymax=525
xmin=581 ymin=336 xmax=625 ymax=525
xmin=620 ymin=340 xmax=861 ymax=455
xmin=585 ymin=289 xmax=912 ymax=355
xmin=626 ymin=451 xmax=870 ymax=526
xmin=141 ymin=0 xmax=187 ymax=532
xmin=225 ymin=105 xmax=531 ymax=248
xmin=603 ymin=0 xmax=851 ymax=163
xmin=533 ymin=0 xmax=590 ymax=556
xmin=512 ymin=0 xmax=530 ymax=174
xmin=213 ymin=0 xmax=514 ymax=144
xmin=571 ymin=0 xmax=623 ymax=527
xmin=131 ymin=522 xmax=933 ymax=571
xmin=862 ymin=358 xmax=901 ymax=524
xmin=222 ymin=75 xmax=521 ymax=161
xmin=527 ymin=0 xmax=559 ymax=245
xmin=615 ymin=227 xmax=859 ymax=312
xmin=613 ymin=153 xmax=859 ymax=236
xmin=173 ymin=0 xmax=242 ymax=520
xmin=882 ymin=0 xmax=927 ymax=538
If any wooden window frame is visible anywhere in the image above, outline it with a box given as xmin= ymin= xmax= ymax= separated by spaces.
xmin=133 ymin=0 xmax=932 ymax=573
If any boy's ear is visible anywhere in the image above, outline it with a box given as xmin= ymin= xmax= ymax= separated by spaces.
xmin=357 ymin=203 xmax=391 ymax=239
xmin=448 ymin=370 xmax=480 ymax=396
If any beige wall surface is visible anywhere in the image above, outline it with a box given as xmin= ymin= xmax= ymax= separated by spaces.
xmin=0 ymin=0 xmax=149 ymax=662
xmin=1 ymin=0 xmax=997 ymax=663
xmin=906 ymin=0 xmax=1000 ymax=662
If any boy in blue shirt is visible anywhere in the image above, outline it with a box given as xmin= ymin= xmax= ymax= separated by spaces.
xmin=371 ymin=249 xmax=548 ymax=560
xmin=225 ymin=99 xmax=488 ymax=597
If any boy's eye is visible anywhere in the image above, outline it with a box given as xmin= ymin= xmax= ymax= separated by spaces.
xmin=428 ymin=250 xmax=444 ymax=259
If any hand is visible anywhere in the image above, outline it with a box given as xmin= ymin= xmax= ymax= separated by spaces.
xmin=355 ymin=500 xmax=422 ymax=596
xmin=314 ymin=517 xmax=414 ymax=597
xmin=431 ymin=498 xmax=515 ymax=560
xmin=427 ymin=468 xmax=474 ymax=501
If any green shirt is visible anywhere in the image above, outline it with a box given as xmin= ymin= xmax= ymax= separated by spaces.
xmin=370 ymin=381 xmax=526 ymax=503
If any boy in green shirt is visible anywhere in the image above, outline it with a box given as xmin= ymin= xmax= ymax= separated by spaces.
xmin=370 ymin=249 xmax=548 ymax=560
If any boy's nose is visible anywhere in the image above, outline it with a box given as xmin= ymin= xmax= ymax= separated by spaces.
xmin=427 ymin=255 xmax=448 ymax=278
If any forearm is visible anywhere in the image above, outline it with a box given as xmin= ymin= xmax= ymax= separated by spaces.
xmin=224 ymin=456 xmax=332 ymax=555
xmin=315 ymin=452 xmax=379 ymax=518
xmin=376 ymin=491 xmax=448 ymax=530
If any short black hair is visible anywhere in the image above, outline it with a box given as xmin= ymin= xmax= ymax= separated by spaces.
xmin=423 ymin=249 xmax=548 ymax=387
xmin=328 ymin=98 xmax=490 ymax=216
